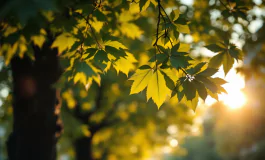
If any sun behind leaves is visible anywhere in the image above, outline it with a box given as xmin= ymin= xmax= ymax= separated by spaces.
xmin=0 ymin=0 xmax=247 ymax=110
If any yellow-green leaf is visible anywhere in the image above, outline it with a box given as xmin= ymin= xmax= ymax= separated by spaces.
xmin=178 ymin=43 xmax=190 ymax=52
xmin=208 ymin=52 xmax=224 ymax=69
xmin=147 ymin=70 xmax=169 ymax=109
xmin=31 ymin=29 xmax=47 ymax=48
xmin=176 ymin=24 xmax=190 ymax=34
xmin=120 ymin=23 xmax=143 ymax=39
xmin=129 ymin=68 xmax=153 ymax=94
xmin=160 ymin=68 xmax=178 ymax=83
xmin=150 ymin=0 xmax=157 ymax=6
xmin=114 ymin=52 xmax=137 ymax=76
xmin=31 ymin=35 xmax=46 ymax=48
xmin=223 ymin=52 xmax=234 ymax=75
xmin=51 ymin=33 xmax=76 ymax=54
xmin=172 ymin=9 xmax=180 ymax=21
xmin=74 ymin=72 xmax=87 ymax=86
xmin=140 ymin=0 xmax=151 ymax=12
xmin=104 ymin=40 xmax=128 ymax=50
xmin=180 ymin=92 xmax=199 ymax=112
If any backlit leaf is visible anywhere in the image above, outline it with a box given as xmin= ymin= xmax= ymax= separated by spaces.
xmin=104 ymin=40 xmax=128 ymax=50
xmin=170 ymin=9 xmax=180 ymax=21
xmin=197 ymin=68 xmax=218 ymax=76
xmin=205 ymin=44 xmax=225 ymax=52
xmin=208 ymin=52 xmax=224 ymax=69
xmin=51 ymin=33 xmax=76 ymax=54
xmin=113 ymin=52 xmax=137 ymax=76
xmin=129 ymin=67 xmax=153 ymax=94
xmin=194 ymin=80 xmax=207 ymax=101
xmin=175 ymin=24 xmax=190 ymax=34
xmin=223 ymin=52 xmax=234 ymax=75
xmin=147 ymin=70 xmax=169 ymax=108
xmin=140 ymin=0 xmax=151 ymax=12
xmin=183 ymin=80 xmax=196 ymax=100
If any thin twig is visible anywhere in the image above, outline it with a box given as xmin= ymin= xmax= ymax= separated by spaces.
xmin=153 ymin=0 xmax=161 ymax=47
xmin=180 ymin=67 xmax=188 ymax=75
xmin=219 ymin=0 xmax=230 ymax=10
xmin=74 ymin=11 xmax=102 ymax=49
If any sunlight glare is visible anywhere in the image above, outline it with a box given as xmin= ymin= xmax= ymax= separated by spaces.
xmin=205 ymin=63 xmax=247 ymax=109
xmin=162 ymin=146 xmax=172 ymax=154
xmin=169 ymin=139 xmax=179 ymax=147
xmin=219 ymin=89 xmax=246 ymax=109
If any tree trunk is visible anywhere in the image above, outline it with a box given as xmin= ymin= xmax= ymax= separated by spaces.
xmin=6 ymin=43 xmax=62 ymax=160
xmin=74 ymin=136 xmax=94 ymax=160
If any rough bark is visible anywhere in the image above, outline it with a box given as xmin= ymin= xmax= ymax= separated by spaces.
xmin=7 ymin=42 xmax=63 ymax=160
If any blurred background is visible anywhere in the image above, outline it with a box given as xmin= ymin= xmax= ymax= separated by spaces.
xmin=1 ymin=0 xmax=265 ymax=160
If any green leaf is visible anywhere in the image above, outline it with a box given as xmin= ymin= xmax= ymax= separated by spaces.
xmin=197 ymin=68 xmax=218 ymax=76
xmin=94 ymin=10 xmax=107 ymax=21
xmin=73 ymin=60 xmax=98 ymax=86
xmin=94 ymin=50 xmax=109 ymax=62
xmin=205 ymin=44 xmax=225 ymax=52
xmin=188 ymin=62 xmax=207 ymax=75
xmin=194 ymin=80 xmax=207 ymax=101
xmin=175 ymin=24 xmax=190 ymax=34
xmin=229 ymin=45 xmax=243 ymax=61
xmin=207 ymin=89 xmax=219 ymax=101
xmin=171 ymin=77 xmax=185 ymax=100
xmin=208 ymin=52 xmax=224 ymax=69
xmin=222 ymin=9 xmax=231 ymax=18
xmin=196 ymin=76 xmax=218 ymax=93
xmin=105 ymin=46 xmax=126 ymax=58
xmin=170 ymin=55 xmax=191 ymax=69
xmin=75 ymin=60 xmax=95 ymax=77
xmin=69 ymin=41 xmax=81 ymax=52
xmin=149 ymin=54 xmax=168 ymax=65
xmin=129 ymin=68 xmax=153 ymax=94
xmin=177 ymin=90 xmax=185 ymax=102
xmin=160 ymin=68 xmax=178 ymax=82
xmin=171 ymin=43 xmax=180 ymax=52
xmin=160 ymin=69 xmax=175 ymax=90
xmin=139 ymin=65 xmax=152 ymax=69
xmin=193 ymin=62 xmax=207 ymax=73
xmin=181 ymin=93 xmax=199 ymax=112
xmin=171 ymin=52 xmax=189 ymax=56
xmin=104 ymin=40 xmax=127 ymax=50
xmin=147 ymin=70 xmax=169 ymax=108
xmin=183 ymin=81 xmax=196 ymax=100
xmin=223 ymin=52 xmax=234 ymax=75
xmin=171 ymin=9 xmax=180 ymax=21
xmin=84 ymin=48 xmax=98 ymax=59
xmin=157 ymin=45 xmax=168 ymax=54
xmin=211 ymin=77 xmax=227 ymax=85
xmin=93 ymin=50 xmax=109 ymax=70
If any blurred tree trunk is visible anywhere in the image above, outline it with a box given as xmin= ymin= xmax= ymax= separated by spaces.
xmin=73 ymin=84 xmax=105 ymax=160
xmin=74 ymin=136 xmax=94 ymax=160
xmin=6 ymin=42 xmax=62 ymax=160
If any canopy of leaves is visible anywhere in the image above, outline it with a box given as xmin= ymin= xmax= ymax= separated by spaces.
xmin=1 ymin=0 xmax=252 ymax=110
